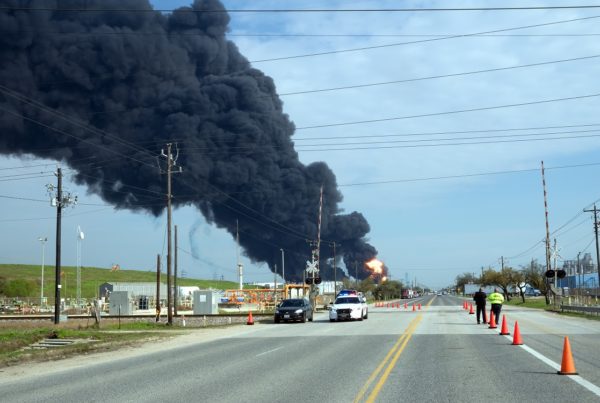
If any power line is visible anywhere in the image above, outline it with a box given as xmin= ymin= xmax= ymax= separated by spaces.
xmin=0 ymin=194 xmax=47 ymax=203
xmin=506 ymin=191 xmax=600 ymax=262
xmin=0 ymin=174 xmax=53 ymax=182
xmin=250 ymin=15 xmax=600 ymax=62
xmin=296 ymin=92 xmax=600 ymax=130
xmin=0 ymin=105 xmax=158 ymax=172
xmin=296 ymin=128 xmax=600 ymax=148
xmin=279 ymin=54 xmax=600 ymax=96
xmin=0 ymin=85 xmax=157 ymax=161
xmin=4 ymin=29 xmax=600 ymax=38
xmin=338 ymin=161 xmax=600 ymax=187
xmin=177 ymin=132 xmax=600 ymax=156
xmin=4 ymin=6 xmax=600 ymax=13
xmin=177 ymin=128 xmax=600 ymax=155
xmin=294 ymin=123 xmax=600 ymax=141
xmin=297 ymin=133 xmax=600 ymax=152
xmin=230 ymin=33 xmax=600 ymax=38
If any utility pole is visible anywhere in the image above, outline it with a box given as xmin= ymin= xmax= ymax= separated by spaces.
xmin=584 ymin=204 xmax=600 ymax=297
xmin=331 ymin=242 xmax=338 ymax=296
xmin=160 ymin=143 xmax=182 ymax=326
xmin=156 ymin=254 xmax=161 ymax=322
xmin=236 ymin=220 xmax=243 ymax=291
xmin=46 ymin=167 xmax=77 ymax=324
xmin=174 ymin=224 xmax=178 ymax=317
xmin=541 ymin=161 xmax=553 ymax=303
xmin=553 ymin=238 xmax=558 ymax=290
xmin=76 ymin=225 xmax=84 ymax=310
xmin=38 ymin=237 xmax=47 ymax=307
xmin=500 ymin=256 xmax=505 ymax=271
xmin=280 ymin=248 xmax=285 ymax=285
xmin=354 ymin=261 xmax=358 ymax=287
xmin=53 ymin=168 xmax=62 ymax=325
xmin=305 ymin=186 xmax=324 ymax=309
xmin=274 ymin=263 xmax=278 ymax=305
xmin=577 ymin=252 xmax=581 ymax=304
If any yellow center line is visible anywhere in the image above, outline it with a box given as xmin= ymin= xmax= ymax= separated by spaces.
xmin=353 ymin=329 xmax=411 ymax=402
xmin=354 ymin=296 xmax=435 ymax=402
xmin=366 ymin=315 xmax=423 ymax=402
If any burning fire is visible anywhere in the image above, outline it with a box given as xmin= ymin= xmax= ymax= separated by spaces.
xmin=366 ymin=258 xmax=384 ymax=274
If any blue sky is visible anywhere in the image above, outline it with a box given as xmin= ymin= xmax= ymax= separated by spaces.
xmin=2 ymin=0 xmax=600 ymax=289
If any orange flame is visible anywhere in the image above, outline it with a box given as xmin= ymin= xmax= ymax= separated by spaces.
xmin=366 ymin=258 xmax=384 ymax=274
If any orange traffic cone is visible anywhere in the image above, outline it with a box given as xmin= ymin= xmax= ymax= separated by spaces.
xmin=463 ymin=301 xmax=467 ymax=309
xmin=499 ymin=315 xmax=509 ymax=335
xmin=512 ymin=321 xmax=523 ymax=345
xmin=483 ymin=310 xmax=488 ymax=324
xmin=469 ymin=303 xmax=474 ymax=314
xmin=488 ymin=311 xmax=497 ymax=329
xmin=247 ymin=311 xmax=254 ymax=325
xmin=404 ymin=303 xmax=408 ymax=309
xmin=412 ymin=304 xmax=416 ymax=311
xmin=418 ymin=303 xmax=422 ymax=310
xmin=557 ymin=336 xmax=578 ymax=375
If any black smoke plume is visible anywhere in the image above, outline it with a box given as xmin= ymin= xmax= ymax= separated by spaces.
xmin=0 ymin=0 xmax=386 ymax=282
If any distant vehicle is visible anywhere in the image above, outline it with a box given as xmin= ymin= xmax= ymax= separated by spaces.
xmin=402 ymin=289 xmax=415 ymax=299
xmin=525 ymin=288 xmax=541 ymax=297
xmin=274 ymin=299 xmax=313 ymax=323
xmin=442 ymin=291 xmax=448 ymax=295
xmin=436 ymin=292 xmax=442 ymax=296
xmin=329 ymin=295 xmax=368 ymax=322
xmin=337 ymin=289 xmax=360 ymax=297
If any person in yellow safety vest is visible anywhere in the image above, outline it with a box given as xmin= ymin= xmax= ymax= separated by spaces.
xmin=487 ymin=288 xmax=505 ymax=323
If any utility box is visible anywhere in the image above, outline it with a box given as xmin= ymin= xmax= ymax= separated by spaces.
xmin=193 ymin=290 xmax=219 ymax=314
xmin=109 ymin=291 xmax=133 ymax=315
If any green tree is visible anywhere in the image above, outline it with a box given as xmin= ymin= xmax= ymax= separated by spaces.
xmin=481 ymin=267 xmax=519 ymax=301
xmin=357 ymin=277 xmax=376 ymax=296
xmin=0 ymin=276 xmax=7 ymax=296
xmin=3 ymin=279 xmax=36 ymax=298
xmin=374 ymin=280 xmax=402 ymax=300
xmin=522 ymin=259 xmax=550 ymax=305
xmin=512 ymin=271 xmax=527 ymax=303
xmin=455 ymin=272 xmax=478 ymax=294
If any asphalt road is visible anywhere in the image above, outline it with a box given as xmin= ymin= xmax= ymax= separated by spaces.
xmin=2 ymin=295 xmax=599 ymax=402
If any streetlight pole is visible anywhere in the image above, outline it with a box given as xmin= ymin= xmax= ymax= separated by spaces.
xmin=577 ymin=252 xmax=581 ymax=304
xmin=280 ymin=248 xmax=285 ymax=285
xmin=38 ymin=237 xmax=47 ymax=307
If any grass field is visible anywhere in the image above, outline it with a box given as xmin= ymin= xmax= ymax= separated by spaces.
xmin=0 ymin=263 xmax=240 ymax=300
xmin=505 ymin=297 xmax=551 ymax=310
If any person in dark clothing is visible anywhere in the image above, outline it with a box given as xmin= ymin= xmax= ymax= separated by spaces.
xmin=473 ymin=287 xmax=487 ymax=324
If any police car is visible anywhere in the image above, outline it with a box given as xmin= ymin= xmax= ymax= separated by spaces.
xmin=329 ymin=290 xmax=368 ymax=321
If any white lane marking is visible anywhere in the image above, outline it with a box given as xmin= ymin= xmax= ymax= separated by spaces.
xmin=255 ymin=346 xmax=283 ymax=357
xmin=503 ymin=335 xmax=600 ymax=397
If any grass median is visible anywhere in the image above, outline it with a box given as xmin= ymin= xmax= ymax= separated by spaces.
xmin=504 ymin=297 xmax=551 ymax=310
xmin=0 ymin=322 xmax=179 ymax=368
xmin=505 ymin=297 xmax=600 ymax=321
